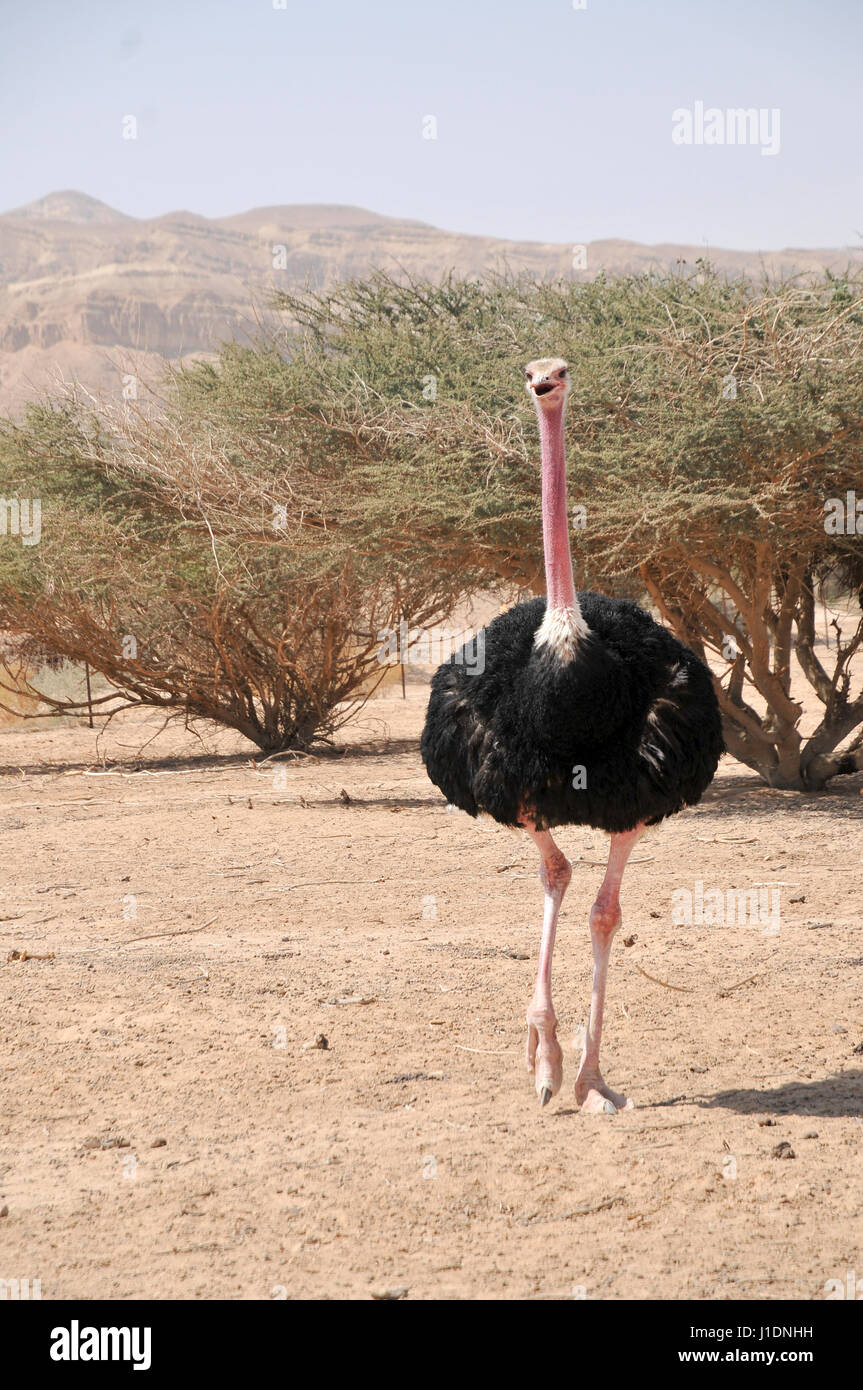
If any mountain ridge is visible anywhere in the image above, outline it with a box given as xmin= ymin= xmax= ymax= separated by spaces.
xmin=1 ymin=191 xmax=860 ymax=415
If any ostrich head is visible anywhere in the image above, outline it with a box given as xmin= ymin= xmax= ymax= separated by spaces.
xmin=525 ymin=357 xmax=569 ymax=410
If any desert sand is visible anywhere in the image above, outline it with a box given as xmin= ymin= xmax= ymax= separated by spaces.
xmin=1 ymin=655 xmax=861 ymax=1302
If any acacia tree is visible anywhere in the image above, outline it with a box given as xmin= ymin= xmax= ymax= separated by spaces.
xmin=562 ymin=272 xmax=863 ymax=790
xmin=0 ymin=386 xmax=464 ymax=753
xmin=268 ymin=268 xmax=863 ymax=789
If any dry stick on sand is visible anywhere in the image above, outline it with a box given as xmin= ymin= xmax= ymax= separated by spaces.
xmin=58 ymin=916 xmax=220 ymax=959
xmin=635 ymin=965 xmax=694 ymax=993
xmin=576 ymin=853 xmax=654 ymax=867
xmin=64 ymin=767 xmax=221 ymax=778
xmin=281 ymin=878 xmax=387 ymax=891
xmin=119 ymin=915 xmax=220 ymax=946
xmin=635 ymin=964 xmax=761 ymax=995
xmin=695 ymin=835 xmax=758 ymax=844
xmin=519 ymin=1196 xmax=627 ymax=1226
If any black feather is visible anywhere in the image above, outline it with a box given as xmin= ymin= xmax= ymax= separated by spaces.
xmin=420 ymin=594 xmax=724 ymax=833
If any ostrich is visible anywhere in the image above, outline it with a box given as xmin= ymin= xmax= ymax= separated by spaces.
xmin=421 ymin=357 xmax=723 ymax=1113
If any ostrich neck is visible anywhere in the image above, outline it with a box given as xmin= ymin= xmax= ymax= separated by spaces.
xmin=537 ymin=404 xmax=577 ymax=612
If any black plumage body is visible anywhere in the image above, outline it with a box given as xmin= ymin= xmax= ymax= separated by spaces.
xmin=421 ymin=593 xmax=723 ymax=834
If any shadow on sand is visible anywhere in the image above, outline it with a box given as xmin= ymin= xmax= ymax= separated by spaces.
xmin=696 ymin=1070 xmax=863 ymax=1119
xmin=0 ymin=736 xmax=422 ymax=780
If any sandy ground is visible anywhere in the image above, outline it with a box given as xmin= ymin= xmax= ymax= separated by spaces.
xmin=1 ymin=668 xmax=862 ymax=1302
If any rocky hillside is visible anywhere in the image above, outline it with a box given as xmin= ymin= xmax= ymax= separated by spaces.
xmin=1 ymin=190 xmax=859 ymax=414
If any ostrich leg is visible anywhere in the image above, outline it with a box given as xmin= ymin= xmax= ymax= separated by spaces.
xmin=575 ymin=824 xmax=645 ymax=1114
xmin=522 ymin=820 xmax=572 ymax=1107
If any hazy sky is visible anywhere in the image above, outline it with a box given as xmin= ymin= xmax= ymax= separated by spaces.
xmin=1 ymin=0 xmax=860 ymax=249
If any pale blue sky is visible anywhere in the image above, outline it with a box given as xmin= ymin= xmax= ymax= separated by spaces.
xmin=1 ymin=0 xmax=860 ymax=249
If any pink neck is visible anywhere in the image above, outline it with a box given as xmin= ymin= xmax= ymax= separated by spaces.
xmin=537 ymin=403 xmax=576 ymax=611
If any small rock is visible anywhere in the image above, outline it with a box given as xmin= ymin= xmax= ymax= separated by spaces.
xmin=302 ymin=1034 xmax=329 ymax=1051
xmin=852 ymin=1042 xmax=863 ymax=1055
xmin=623 ymin=935 xmax=637 ymax=947
xmin=802 ymin=1131 xmax=819 ymax=1140
xmin=832 ymin=1024 xmax=848 ymax=1035
xmin=758 ymin=1118 xmax=777 ymax=1127
xmin=771 ymin=1141 xmax=796 ymax=1159
xmin=506 ymin=951 xmax=529 ymax=960
xmin=81 ymin=1134 xmax=130 ymax=1151
xmin=0 ymin=1204 xmax=8 ymax=1218
xmin=150 ymin=1138 xmax=167 ymax=1148
xmin=370 ymin=1286 xmax=408 ymax=1301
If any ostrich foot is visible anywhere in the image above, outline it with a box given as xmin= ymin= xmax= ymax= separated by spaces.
xmin=526 ymin=1012 xmax=563 ymax=1106
xmin=574 ymin=1070 xmax=633 ymax=1115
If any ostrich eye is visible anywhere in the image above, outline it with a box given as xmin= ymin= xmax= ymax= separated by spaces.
xmin=558 ymin=368 xmax=567 ymax=378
